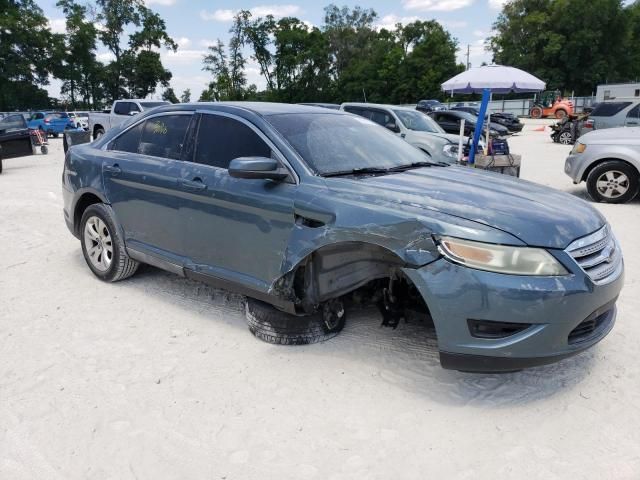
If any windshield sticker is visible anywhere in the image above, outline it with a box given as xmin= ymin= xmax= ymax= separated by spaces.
xmin=151 ymin=121 xmax=168 ymax=135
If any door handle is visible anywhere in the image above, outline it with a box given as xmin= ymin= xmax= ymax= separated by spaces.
xmin=178 ymin=178 xmax=207 ymax=191
xmin=104 ymin=164 xmax=121 ymax=175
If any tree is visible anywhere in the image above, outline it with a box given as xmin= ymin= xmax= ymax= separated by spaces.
xmin=0 ymin=0 xmax=59 ymax=110
xmin=56 ymin=0 xmax=103 ymax=109
xmin=162 ymin=87 xmax=179 ymax=103
xmin=489 ymin=0 xmax=632 ymax=94
xmin=180 ymin=88 xmax=191 ymax=103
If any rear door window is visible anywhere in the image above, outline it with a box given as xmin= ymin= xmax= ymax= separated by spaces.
xmin=194 ymin=114 xmax=271 ymax=169
xmin=591 ymin=102 xmax=632 ymax=117
xmin=626 ymin=104 xmax=640 ymax=119
xmin=114 ymin=102 xmax=134 ymax=115
xmin=137 ymin=114 xmax=192 ymax=160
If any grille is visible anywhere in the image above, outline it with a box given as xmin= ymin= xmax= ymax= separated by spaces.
xmin=566 ymin=225 xmax=622 ymax=284
xmin=568 ymin=309 xmax=612 ymax=345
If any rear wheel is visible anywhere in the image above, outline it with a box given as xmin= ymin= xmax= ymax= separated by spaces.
xmin=94 ymin=128 xmax=105 ymax=140
xmin=555 ymin=109 xmax=567 ymax=119
xmin=52 ymin=132 xmax=59 ymax=138
xmin=586 ymin=160 xmax=639 ymax=204
xmin=530 ymin=106 xmax=543 ymax=119
xmin=245 ymin=298 xmax=346 ymax=345
xmin=80 ymin=203 xmax=139 ymax=281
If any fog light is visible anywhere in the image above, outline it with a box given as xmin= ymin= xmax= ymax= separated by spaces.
xmin=467 ymin=319 xmax=531 ymax=339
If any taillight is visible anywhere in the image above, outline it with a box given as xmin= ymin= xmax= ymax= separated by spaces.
xmin=584 ymin=120 xmax=594 ymax=129
xmin=44 ymin=119 xmax=50 ymax=124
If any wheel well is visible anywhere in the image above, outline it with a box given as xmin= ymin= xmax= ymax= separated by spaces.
xmin=93 ymin=124 xmax=104 ymax=137
xmin=582 ymin=158 xmax=640 ymax=182
xmin=73 ymin=193 xmax=102 ymax=235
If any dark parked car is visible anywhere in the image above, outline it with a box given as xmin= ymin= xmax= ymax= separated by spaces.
xmin=429 ymin=110 xmax=510 ymax=139
xmin=63 ymin=102 xmax=623 ymax=372
xmin=416 ymin=99 xmax=446 ymax=113
xmin=0 ymin=113 xmax=33 ymax=173
xmin=451 ymin=106 xmax=523 ymax=133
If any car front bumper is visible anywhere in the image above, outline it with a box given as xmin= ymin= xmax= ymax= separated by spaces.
xmin=402 ymin=255 xmax=623 ymax=372
xmin=564 ymin=152 xmax=590 ymax=183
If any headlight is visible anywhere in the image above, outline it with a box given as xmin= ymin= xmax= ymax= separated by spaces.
xmin=572 ymin=142 xmax=587 ymax=154
xmin=442 ymin=144 xmax=458 ymax=158
xmin=438 ymin=237 xmax=568 ymax=276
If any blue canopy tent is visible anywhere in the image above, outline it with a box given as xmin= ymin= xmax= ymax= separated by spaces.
xmin=441 ymin=64 xmax=546 ymax=164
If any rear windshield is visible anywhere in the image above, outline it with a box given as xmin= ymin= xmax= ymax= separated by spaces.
xmin=591 ymin=102 xmax=633 ymax=117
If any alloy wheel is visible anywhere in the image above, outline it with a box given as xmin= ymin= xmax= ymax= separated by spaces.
xmin=83 ymin=216 xmax=113 ymax=272
xmin=596 ymin=170 xmax=630 ymax=199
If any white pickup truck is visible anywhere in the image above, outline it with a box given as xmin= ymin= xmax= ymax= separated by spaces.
xmin=88 ymin=99 xmax=169 ymax=140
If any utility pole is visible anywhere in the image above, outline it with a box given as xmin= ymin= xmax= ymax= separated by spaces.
xmin=466 ymin=44 xmax=470 ymax=70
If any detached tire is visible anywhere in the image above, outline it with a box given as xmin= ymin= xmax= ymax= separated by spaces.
xmin=586 ymin=160 xmax=639 ymax=204
xmin=246 ymin=298 xmax=345 ymax=345
xmin=555 ymin=109 xmax=567 ymax=119
xmin=80 ymin=203 xmax=139 ymax=282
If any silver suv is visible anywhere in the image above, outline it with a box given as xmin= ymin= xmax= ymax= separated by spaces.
xmin=565 ymin=127 xmax=640 ymax=203
xmin=581 ymin=100 xmax=640 ymax=136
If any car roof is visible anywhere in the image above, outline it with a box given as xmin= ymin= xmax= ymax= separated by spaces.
xmin=152 ymin=101 xmax=350 ymax=117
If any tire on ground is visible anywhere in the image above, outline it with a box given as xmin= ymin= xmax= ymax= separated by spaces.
xmin=245 ymin=298 xmax=345 ymax=345
xmin=586 ymin=160 xmax=640 ymax=204
xmin=80 ymin=203 xmax=139 ymax=282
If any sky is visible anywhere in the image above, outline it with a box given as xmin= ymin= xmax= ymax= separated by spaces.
xmin=38 ymin=0 xmax=508 ymax=100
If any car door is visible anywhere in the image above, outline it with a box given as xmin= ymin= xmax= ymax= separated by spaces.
xmin=102 ymin=112 xmax=195 ymax=263
xmin=179 ymin=111 xmax=297 ymax=291
xmin=0 ymin=114 xmax=32 ymax=158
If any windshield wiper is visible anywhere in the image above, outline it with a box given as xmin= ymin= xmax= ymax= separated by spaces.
xmin=322 ymin=166 xmax=391 ymax=177
xmin=387 ymin=161 xmax=444 ymax=172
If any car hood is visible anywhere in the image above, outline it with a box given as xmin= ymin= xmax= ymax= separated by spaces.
xmin=581 ymin=127 xmax=640 ymax=145
xmin=326 ymin=166 xmax=605 ymax=249
xmin=411 ymin=131 xmax=461 ymax=143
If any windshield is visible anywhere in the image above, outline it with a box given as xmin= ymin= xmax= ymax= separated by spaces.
xmin=394 ymin=110 xmax=444 ymax=133
xmin=140 ymin=102 xmax=169 ymax=110
xmin=267 ymin=113 xmax=435 ymax=175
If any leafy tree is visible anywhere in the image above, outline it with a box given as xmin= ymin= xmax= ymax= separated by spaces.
xmin=489 ymin=0 xmax=631 ymax=94
xmin=56 ymin=0 xmax=103 ymax=109
xmin=0 ymin=0 xmax=58 ymax=110
xmin=162 ymin=87 xmax=179 ymax=103
xmin=180 ymin=88 xmax=191 ymax=103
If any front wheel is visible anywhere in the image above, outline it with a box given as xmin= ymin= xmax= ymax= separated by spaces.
xmin=52 ymin=132 xmax=59 ymax=138
xmin=555 ymin=109 xmax=567 ymax=119
xmin=558 ymin=131 xmax=573 ymax=145
xmin=80 ymin=203 xmax=139 ymax=281
xmin=586 ymin=161 xmax=639 ymax=204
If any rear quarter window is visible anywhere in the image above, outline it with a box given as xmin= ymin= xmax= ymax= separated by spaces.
xmin=591 ymin=102 xmax=633 ymax=117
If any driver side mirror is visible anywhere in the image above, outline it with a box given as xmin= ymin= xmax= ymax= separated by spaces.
xmin=228 ymin=157 xmax=289 ymax=181
xmin=385 ymin=122 xmax=400 ymax=133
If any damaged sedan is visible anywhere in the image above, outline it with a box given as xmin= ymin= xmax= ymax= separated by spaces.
xmin=62 ymin=103 xmax=624 ymax=372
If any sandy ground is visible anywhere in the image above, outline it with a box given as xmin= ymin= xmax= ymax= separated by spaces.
xmin=1 ymin=120 xmax=639 ymax=480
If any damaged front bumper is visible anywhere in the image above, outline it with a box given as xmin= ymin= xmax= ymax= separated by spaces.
xmin=402 ymin=256 xmax=624 ymax=372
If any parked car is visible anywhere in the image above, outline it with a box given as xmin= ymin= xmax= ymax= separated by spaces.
xmin=88 ymin=99 xmax=169 ymax=140
xmin=451 ymin=107 xmax=524 ymax=133
xmin=27 ymin=111 xmax=75 ymax=137
xmin=428 ymin=110 xmax=510 ymax=139
xmin=63 ymin=102 xmax=623 ymax=372
xmin=341 ymin=102 xmax=470 ymax=162
xmin=68 ymin=111 xmax=89 ymax=129
xmin=0 ymin=113 xmax=33 ymax=173
xmin=565 ymin=127 xmax=640 ymax=203
xmin=416 ymin=99 xmax=447 ymax=113
xmin=580 ymin=100 xmax=640 ymax=136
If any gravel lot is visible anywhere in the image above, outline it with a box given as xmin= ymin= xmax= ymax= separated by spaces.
xmin=1 ymin=120 xmax=639 ymax=479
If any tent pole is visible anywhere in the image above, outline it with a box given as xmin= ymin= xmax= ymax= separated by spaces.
xmin=469 ymin=88 xmax=491 ymax=165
